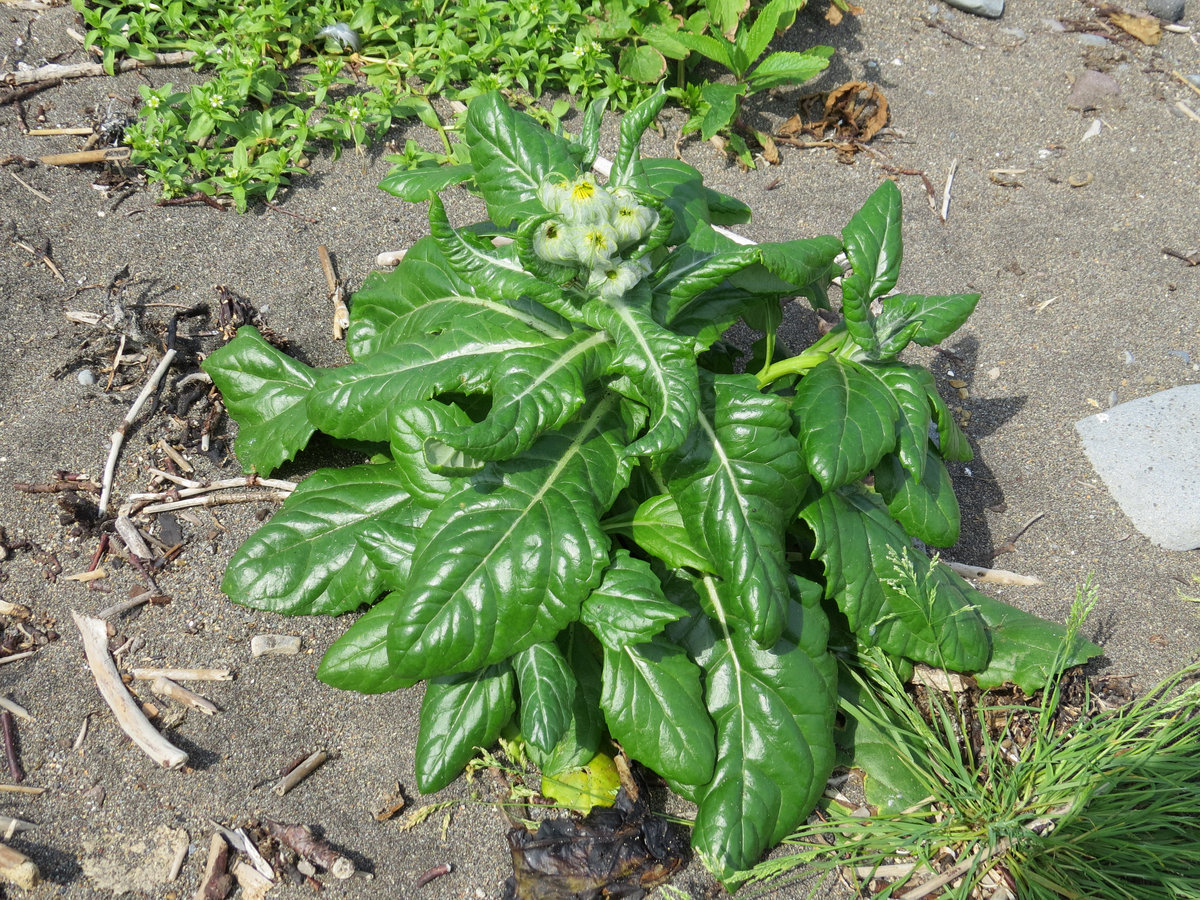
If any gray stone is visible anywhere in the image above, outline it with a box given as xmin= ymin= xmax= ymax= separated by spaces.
xmin=1145 ymin=0 xmax=1186 ymax=21
xmin=1076 ymin=384 xmax=1200 ymax=551
xmin=941 ymin=0 xmax=1003 ymax=18
xmin=1067 ymin=69 xmax=1121 ymax=110
xmin=1076 ymin=33 xmax=1111 ymax=47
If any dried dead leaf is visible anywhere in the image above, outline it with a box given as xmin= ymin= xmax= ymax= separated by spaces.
xmin=826 ymin=4 xmax=843 ymax=24
xmin=1106 ymin=11 xmax=1161 ymax=44
xmin=824 ymin=81 xmax=890 ymax=141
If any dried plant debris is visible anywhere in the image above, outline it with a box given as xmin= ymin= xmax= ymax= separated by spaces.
xmin=778 ymin=81 xmax=890 ymax=154
xmin=501 ymin=764 xmax=688 ymax=900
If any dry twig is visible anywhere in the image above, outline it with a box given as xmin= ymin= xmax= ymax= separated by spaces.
xmin=99 ymin=349 xmax=177 ymax=515
xmin=71 ymin=611 xmax=188 ymax=769
xmin=3 ymin=51 xmax=196 ymax=86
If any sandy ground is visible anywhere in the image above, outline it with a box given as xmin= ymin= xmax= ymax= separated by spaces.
xmin=0 ymin=0 xmax=1197 ymax=897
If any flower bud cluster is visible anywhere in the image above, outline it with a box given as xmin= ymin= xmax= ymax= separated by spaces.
xmin=533 ymin=174 xmax=659 ymax=300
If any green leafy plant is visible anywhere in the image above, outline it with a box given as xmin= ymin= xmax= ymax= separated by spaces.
xmin=744 ymin=583 xmax=1198 ymax=899
xmin=202 ymin=91 xmax=1097 ymax=886
xmin=646 ymin=0 xmax=835 ymax=164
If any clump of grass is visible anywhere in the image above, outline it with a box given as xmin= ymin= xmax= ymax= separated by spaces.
xmin=739 ymin=584 xmax=1200 ymax=899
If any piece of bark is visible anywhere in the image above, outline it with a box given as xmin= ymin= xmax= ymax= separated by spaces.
xmin=71 ymin=611 xmax=187 ymax=769
xmin=263 ymin=819 xmax=354 ymax=879
xmin=0 ymin=843 xmax=40 ymax=890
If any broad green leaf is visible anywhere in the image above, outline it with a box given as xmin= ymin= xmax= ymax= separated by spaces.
xmin=377 ymin=163 xmax=473 ymax=201
xmin=794 ymin=356 xmax=900 ymax=490
xmin=969 ymin=588 xmax=1102 ymax=692
xmin=465 ymin=91 xmax=576 ymax=227
xmin=707 ymin=0 xmax=750 ymax=40
xmin=201 ymin=325 xmax=317 ymax=476
xmin=840 ymin=180 xmax=904 ymax=355
xmin=909 ymin=365 xmax=973 ymax=462
xmin=664 ymin=374 xmax=808 ymax=646
xmin=307 ymin=301 xmax=579 ymax=445
xmin=572 ymin=96 xmax=607 ymax=170
xmin=346 ymin=237 xmax=473 ymax=361
xmin=386 ymin=396 xmax=633 ymax=681
xmin=317 ymin=592 xmax=416 ymax=694
xmin=874 ymin=452 xmax=961 ymax=547
xmin=221 ymin=463 xmax=416 ymax=616
xmin=611 ymin=89 xmax=668 ymax=187
xmin=582 ymin=294 xmax=699 ymax=460
xmin=835 ymin=664 xmax=934 ymax=812
xmin=686 ymin=579 xmax=838 ymax=885
xmin=389 ymin=401 xmax=475 ymax=505
xmin=415 ymin=664 xmax=516 ymax=792
xmin=513 ymin=641 xmax=577 ymax=754
xmin=581 ymin=550 xmax=688 ymax=650
xmin=618 ymin=44 xmax=668 ymax=83
xmin=874 ymin=292 xmax=981 ymax=351
xmin=628 ymin=160 xmax=750 ymax=245
xmin=876 ymin=364 xmax=934 ymax=482
xmin=746 ymin=48 xmax=834 ymax=92
xmin=601 ymin=635 xmax=715 ymax=794
xmin=799 ymin=486 xmax=989 ymax=672
xmin=528 ymin=624 xmax=606 ymax=774
xmin=629 ymin=493 xmax=716 ymax=573
xmin=700 ymin=82 xmax=745 ymax=141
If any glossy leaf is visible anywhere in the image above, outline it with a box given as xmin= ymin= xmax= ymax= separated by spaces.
xmin=317 ymin=592 xmax=415 ymax=694
xmin=799 ymin=486 xmax=989 ymax=672
xmin=528 ymin=625 xmax=606 ymax=775
xmin=378 ymin=162 xmax=473 ymax=201
xmin=581 ymin=550 xmax=688 ymax=650
xmin=686 ymin=580 xmax=837 ymax=885
xmin=464 ymin=91 xmax=576 ymax=227
xmin=221 ymin=463 xmax=416 ymax=616
xmin=513 ymin=641 xmax=577 ymax=754
xmin=664 ymin=374 xmax=807 ymax=646
xmin=201 ymin=325 xmax=317 ymax=475
xmin=874 ymin=452 xmax=961 ymax=548
xmin=794 ymin=356 xmax=900 ymax=491
xmin=415 ymin=664 xmax=516 ymax=792
xmin=388 ymin=401 xmax=475 ymax=505
xmin=629 ymin=493 xmax=716 ymax=573
xmin=970 ymin=587 xmax=1102 ymax=692
xmin=840 ymin=180 xmax=904 ymax=355
xmin=601 ymin=635 xmax=715 ymax=794
xmin=386 ymin=397 xmax=633 ymax=681
xmin=582 ymin=295 xmax=699 ymax=460
xmin=874 ymin=292 xmax=981 ymax=351
xmin=611 ymin=89 xmax=668 ymax=187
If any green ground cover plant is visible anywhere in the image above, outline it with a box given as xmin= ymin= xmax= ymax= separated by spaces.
xmin=76 ymin=0 xmax=850 ymax=207
xmin=742 ymin=584 xmax=1200 ymax=898
xmin=201 ymin=91 xmax=1098 ymax=886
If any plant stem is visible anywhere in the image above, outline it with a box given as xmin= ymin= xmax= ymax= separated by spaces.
xmin=756 ymin=327 xmax=848 ymax=386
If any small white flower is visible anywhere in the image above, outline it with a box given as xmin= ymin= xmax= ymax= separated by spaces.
xmin=610 ymin=191 xmax=658 ymax=246
xmin=209 ymin=93 xmax=224 ymax=109
xmin=146 ymin=94 xmax=161 ymax=110
xmin=532 ymin=218 xmax=574 ymax=264
xmin=588 ymin=259 xmax=651 ymax=300
xmin=348 ymin=106 xmax=362 ymax=121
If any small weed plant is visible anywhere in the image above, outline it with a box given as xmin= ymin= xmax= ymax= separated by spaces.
xmin=743 ymin=582 xmax=1200 ymax=898
xmin=203 ymin=92 xmax=1097 ymax=885
xmin=77 ymin=0 xmax=850 ymax=206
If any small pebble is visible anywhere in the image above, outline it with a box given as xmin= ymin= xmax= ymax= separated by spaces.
xmin=941 ymin=0 xmax=1004 ymax=18
xmin=251 ymin=634 xmax=302 ymax=657
xmin=1000 ymin=25 xmax=1027 ymax=40
xmin=1067 ymin=69 xmax=1120 ymax=110
xmin=1144 ymin=0 xmax=1185 ymax=21
xmin=1042 ymin=17 xmax=1067 ymax=31
xmin=77 ymin=369 xmax=97 ymax=386
xmin=1076 ymin=33 xmax=1111 ymax=47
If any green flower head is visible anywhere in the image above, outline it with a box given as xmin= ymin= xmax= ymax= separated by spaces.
xmin=609 ymin=188 xmax=659 ymax=246
xmin=573 ymin=222 xmax=620 ymax=269
xmin=532 ymin=218 xmax=574 ymax=265
xmin=536 ymin=176 xmax=572 ymax=215
xmin=587 ymin=258 xmax=651 ymax=300
xmin=560 ymin=174 xmax=615 ymax=225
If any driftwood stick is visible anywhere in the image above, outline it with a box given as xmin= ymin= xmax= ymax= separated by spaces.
xmin=99 ymin=348 xmax=177 ymax=516
xmin=944 ymin=561 xmax=1044 ymax=586
xmin=71 ymin=611 xmax=188 ymax=770
xmin=141 ymin=490 xmax=291 ymax=514
xmin=0 ymin=697 xmax=31 ymax=722
xmin=151 ymin=677 xmax=220 ymax=715
xmin=273 ymin=750 xmax=328 ymax=796
xmin=263 ymin=819 xmax=354 ymax=879
xmin=193 ymin=833 xmax=231 ymax=900
xmin=133 ymin=668 xmax=233 ymax=682
xmin=3 ymin=50 xmax=196 ymax=87
xmin=0 ymin=816 xmax=35 ymax=838
xmin=0 ymin=713 xmax=22 ymax=783
xmin=98 ymin=590 xmax=156 ymax=620
xmin=0 ymin=843 xmax=40 ymax=890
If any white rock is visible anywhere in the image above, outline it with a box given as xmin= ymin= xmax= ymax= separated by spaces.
xmin=941 ymin=0 xmax=1003 ymax=17
xmin=251 ymin=634 xmax=302 ymax=657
